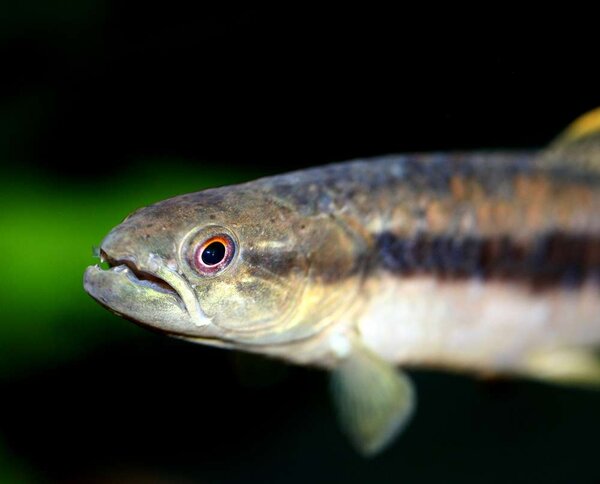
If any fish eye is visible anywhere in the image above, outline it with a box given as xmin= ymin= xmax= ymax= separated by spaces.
xmin=193 ymin=234 xmax=236 ymax=276
xmin=202 ymin=240 xmax=225 ymax=265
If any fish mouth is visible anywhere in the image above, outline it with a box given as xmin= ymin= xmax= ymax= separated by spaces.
xmin=84 ymin=249 xmax=214 ymax=336
xmin=100 ymin=250 xmax=181 ymax=300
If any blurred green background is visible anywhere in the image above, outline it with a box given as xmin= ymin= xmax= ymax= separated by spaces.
xmin=2 ymin=3 xmax=600 ymax=483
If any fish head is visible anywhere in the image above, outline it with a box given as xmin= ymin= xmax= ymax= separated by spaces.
xmin=84 ymin=184 xmax=365 ymax=349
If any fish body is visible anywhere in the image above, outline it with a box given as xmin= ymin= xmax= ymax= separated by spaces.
xmin=84 ymin=108 xmax=600 ymax=455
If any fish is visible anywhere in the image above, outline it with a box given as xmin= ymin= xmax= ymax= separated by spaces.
xmin=84 ymin=108 xmax=600 ymax=456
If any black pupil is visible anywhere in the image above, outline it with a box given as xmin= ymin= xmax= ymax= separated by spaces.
xmin=201 ymin=241 xmax=226 ymax=266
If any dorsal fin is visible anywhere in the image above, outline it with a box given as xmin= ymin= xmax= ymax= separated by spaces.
xmin=539 ymin=107 xmax=600 ymax=173
xmin=555 ymin=107 xmax=600 ymax=144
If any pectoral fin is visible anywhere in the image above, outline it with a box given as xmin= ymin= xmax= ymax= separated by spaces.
xmin=330 ymin=346 xmax=416 ymax=456
xmin=523 ymin=347 xmax=600 ymax=388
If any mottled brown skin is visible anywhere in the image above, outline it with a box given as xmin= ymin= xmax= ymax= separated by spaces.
xmin=258 ymin=152 xmax=600 ymax=242
xmin=83 ymin=104 xmax=600 ymax=386
xmin=84 ymin=147 xmax=600 ymax=372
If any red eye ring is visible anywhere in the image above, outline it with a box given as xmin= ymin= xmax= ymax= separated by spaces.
xmin=193 ymin=234 xmax=235 ymax=276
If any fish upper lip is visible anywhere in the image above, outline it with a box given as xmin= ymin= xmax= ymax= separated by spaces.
xmin=100 ymin=250 xmax=180 ymax=298
xmin=96 ymin=249 xmax=213 ymax=328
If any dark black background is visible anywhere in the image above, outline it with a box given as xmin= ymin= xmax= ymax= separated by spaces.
xmin=5 ymin=7 xmax=599 ymax=178
xmin=2 ymin=5 xmax=600 ymax=483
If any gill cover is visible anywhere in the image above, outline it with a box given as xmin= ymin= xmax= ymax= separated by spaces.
xmin=179 ymin=189 xmax=364 ymax=345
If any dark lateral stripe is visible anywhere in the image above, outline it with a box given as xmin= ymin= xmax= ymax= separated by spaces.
xmin=375 ymin=231 xmax=600 ymax=288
